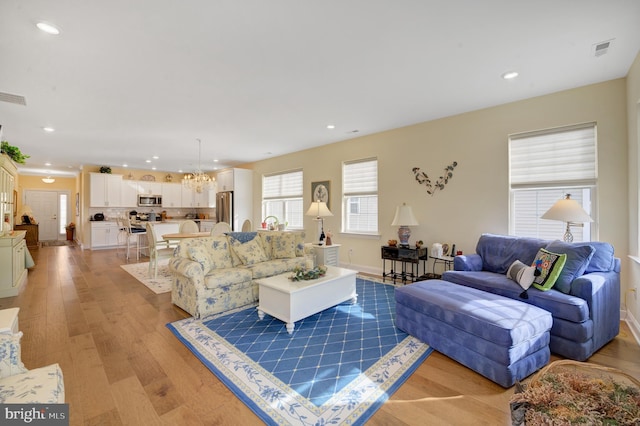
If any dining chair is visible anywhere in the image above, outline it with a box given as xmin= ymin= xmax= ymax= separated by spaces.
xmin=179 ymin=220 xmax=199 ymax=233
xmin=123 ymin=217 xmax=147 ymax=261
xmin=241 ymin=219 xmax=252 ymax=232
xmin=210 ymin=221 xmax=231 ymax=236
xmin=116 ymin=218 xmax=129 ymax=258
xmin=146 ymin=222 xmax=175 ymax=278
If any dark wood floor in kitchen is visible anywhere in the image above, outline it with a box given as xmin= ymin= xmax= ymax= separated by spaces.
xmin=1 ymin=244 xmax=638 ymax=425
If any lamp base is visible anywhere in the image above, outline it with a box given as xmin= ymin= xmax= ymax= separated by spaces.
xmin=397 ymin=226 xmax=411 ymax=247
xmin=563 ymin=222 xmax=574 ymax=243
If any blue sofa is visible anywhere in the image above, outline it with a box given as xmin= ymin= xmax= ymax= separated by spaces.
xmin=441 ymin=234 xmax=620 ymax=361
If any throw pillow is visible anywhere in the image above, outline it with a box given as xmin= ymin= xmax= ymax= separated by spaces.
xmin=544 ymin=241 xmax=596 ymax=294
xmin=206 ymin=237 xmax=233 ymax=269
xmin=506 ymin=260 xmax=539 ymax=299
xmin=0 ymin=332 xmax=28 ymax=379
xmin=187 ymin=246 xmax=213 ymax=272
xmin=531 ymin=248 xmax=567 ymax=291
xmin=271 ymin=233 xmax=297 ymax=259
xmin=231 ymin=238 xmax=268 ymax=265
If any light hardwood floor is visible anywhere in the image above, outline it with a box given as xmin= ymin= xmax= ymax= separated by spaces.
xmin=1 ymin=244 xmax=638 ymax=425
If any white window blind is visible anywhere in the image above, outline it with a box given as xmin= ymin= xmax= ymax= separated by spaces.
xmin=262 ymin=170 xmax=303 ymax=229
xmin=510 ymin=124 xmax=597 ymax=188
xmin=342 ymin=158 xmax=378 ymax=234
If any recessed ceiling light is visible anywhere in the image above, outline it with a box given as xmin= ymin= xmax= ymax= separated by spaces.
xmin=145 ymin=159 xmax=151 ymax=163
xmin=213 ymin=159 xmax=219 ymax=163
xmin=42 ymin=127 xmax=55 ymax=132
xmin=44 ymin=162 xmax=51 ymax=166
xmin=122 ymin=164 xmax=128 ymax=167
xmin=151 ymin=167 xmax=157 ymax=170
xmin=502 ymin=71 xmax=519 ymax=80
xmin=36 ymin=22 xmax=60 ymax=35
xmin=327 ymin=124 xmax=335 ymax=129
xmin=152 ymin=155 xmax=159 ymax=160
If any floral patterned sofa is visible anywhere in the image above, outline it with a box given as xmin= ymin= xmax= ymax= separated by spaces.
xmin=0 ymin=332 xmax=65 ymax=403
xmin=169 ymin=231 xmax=309 ymax=319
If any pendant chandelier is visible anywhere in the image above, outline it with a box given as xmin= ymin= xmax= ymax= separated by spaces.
xmin=182 ymin=139 xmax=214 ymax=193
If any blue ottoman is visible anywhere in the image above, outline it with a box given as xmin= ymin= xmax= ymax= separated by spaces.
xmin=395 ymin=280 xmax=552 ymax=388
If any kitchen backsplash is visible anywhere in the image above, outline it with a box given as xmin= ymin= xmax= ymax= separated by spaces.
xmin=88 ymin=207 xmax=215 ymax=221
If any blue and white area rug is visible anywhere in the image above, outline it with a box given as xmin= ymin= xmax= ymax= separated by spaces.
xmin=167 ymin=277 xmax=432 ymax=425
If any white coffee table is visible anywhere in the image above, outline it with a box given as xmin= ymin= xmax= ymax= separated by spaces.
xmin=256 ymin=266 xmax=357 ymax=334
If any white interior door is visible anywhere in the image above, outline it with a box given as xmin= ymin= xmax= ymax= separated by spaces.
xmin=24 ymin=190 xmax=61 ymax=241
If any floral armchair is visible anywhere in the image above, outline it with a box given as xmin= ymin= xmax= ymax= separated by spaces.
xmin=0 ymin=332 xmax=64 ymax=403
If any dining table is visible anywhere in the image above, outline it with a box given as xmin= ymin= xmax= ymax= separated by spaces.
xmin=161 ymin=232 xmax=210 ymax=242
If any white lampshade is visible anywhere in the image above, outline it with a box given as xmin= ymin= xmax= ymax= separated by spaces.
xmin=20 ymin=205 xmax=34 ymax=216
xmin=305 ymin=201 xmax=333 ymax=218
xmin=541 ymin=194 xmax=592 ymax=242
xmin=391 ymin=203 xmax=419 ymax=226
xmin=306 ymin=201 xmax=333 ymax=245
xmin=541 ymin=195 xmax=592 ymax=223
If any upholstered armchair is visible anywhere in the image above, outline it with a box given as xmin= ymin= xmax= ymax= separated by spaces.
xmin=0 ymin=332 xmax=64 ymax=403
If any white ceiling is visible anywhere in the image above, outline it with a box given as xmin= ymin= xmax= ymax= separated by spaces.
xmin=1 ymin=1 xmax=639 ymax=178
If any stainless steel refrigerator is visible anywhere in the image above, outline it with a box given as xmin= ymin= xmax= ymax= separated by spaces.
xmin=216 ymin=191 xmax=234 ymax=230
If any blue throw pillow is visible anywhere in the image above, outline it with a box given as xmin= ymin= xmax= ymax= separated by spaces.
xmin=545 ymin=241 xmax=596 ymax=294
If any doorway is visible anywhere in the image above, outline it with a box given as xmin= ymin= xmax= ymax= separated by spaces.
xmin=24 ymin=190 xmax=70 ymax=241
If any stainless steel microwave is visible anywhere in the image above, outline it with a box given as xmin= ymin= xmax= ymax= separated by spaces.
xmin=138 ymin=194 xmax=162 ymax=207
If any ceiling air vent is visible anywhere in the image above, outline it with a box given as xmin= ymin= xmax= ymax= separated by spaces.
xmin=593 ymin=39 xmax=614 ymax=57
xmin=0 ymin=92 xmax=27 ymax=106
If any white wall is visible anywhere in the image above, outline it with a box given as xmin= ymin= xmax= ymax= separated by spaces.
xmin=626 ymin=51 xmax=640 ymax=339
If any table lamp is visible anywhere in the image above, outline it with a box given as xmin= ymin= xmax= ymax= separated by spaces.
xmin=541 ymin=194 xmax=592 ymax=242
xmin=391 ymin=203 xmax=419 ymax=248
xmin=305 ymin=201 xmax=333 ymax=245
xmin=20 ymin=205 xmax=34 ymax=224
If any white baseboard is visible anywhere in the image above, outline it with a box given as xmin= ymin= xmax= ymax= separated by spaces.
xmin=339 ymin=262 xmax=381 ymax=276
xmin=625 ymin=309 xmax=640 ymax=347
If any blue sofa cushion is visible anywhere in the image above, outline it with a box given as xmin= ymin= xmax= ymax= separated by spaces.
xmin=395 ymin=280 xmax=552 ymax=348
xmin=441 ymin=270 xmax=590 ymax=323
xmin=580 ymin=241 xmax=615 ymax=273
xmin=544 ymin=240 xmax=596 ymax=294
xmin=476 ymin=234 xmax=547 ymax=274
xmin=226 ymin=232 xmax=258 ymax=243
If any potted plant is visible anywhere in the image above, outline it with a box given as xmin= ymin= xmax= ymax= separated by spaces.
xmin=65 ymin=222 xmax=76 ymax=241
xmin=0 ymin=141 xmax=30 ymax=164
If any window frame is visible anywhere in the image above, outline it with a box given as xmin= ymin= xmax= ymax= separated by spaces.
xmin=341 ymin=157 xmax=379 ymax=235
xmin=508 ymin=123 xmax=597 ymax=241
xmin=261 ymin=169 xmax=304 ymax=230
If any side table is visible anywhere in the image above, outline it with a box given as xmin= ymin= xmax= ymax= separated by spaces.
xmin=429 ymin=255 xmax=455 ymax=274
xmin=381 ymin=245 xmax=427 ymax=284
xmin=314 ymin=244 xmax=340 ymax=266
xmin=14 ymin=224 xmax=39 ymax=249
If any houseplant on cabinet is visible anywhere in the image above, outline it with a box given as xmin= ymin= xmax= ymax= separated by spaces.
xmin=0 ymin=141 xmax=30 ymax=164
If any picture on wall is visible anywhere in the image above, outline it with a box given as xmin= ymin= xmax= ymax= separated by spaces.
xmin=311 ymin=181 xmax=330 ymax=210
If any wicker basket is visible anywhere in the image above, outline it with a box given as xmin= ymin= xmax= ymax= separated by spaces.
xmin=511 ymin=360 xmax=640 ymax=425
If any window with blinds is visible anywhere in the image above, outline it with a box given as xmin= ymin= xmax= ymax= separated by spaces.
xmin=509 ymin=123 xmax=596 ymax=241
xmin=342 ymin=158 xmax=378 ymax=234
xmin=262 ymin=169 xmax=303 ymax=229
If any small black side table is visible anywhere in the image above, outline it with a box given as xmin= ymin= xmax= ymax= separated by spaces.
xmin=381 ymin=245 xmax=427 ymax=284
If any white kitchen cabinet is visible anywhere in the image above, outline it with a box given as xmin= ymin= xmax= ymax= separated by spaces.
xmin=162 ymin=183 xmax=183 ymax=208
xmin=181 ymin=186 xmax=214 ymax=208
xmin=138 ymin=181 xmax=162 ymax=195
xmin=216 ymin=169 xmax=233 ymax=191
xmin=200 ymin=220 xmax=215 ymax=233
xmin=90 ymin=221 xmax=121 ymax=249
xmin=1 ymin=154 xmax=17 ymax=229
xmin=121 ymin=179 xmax=141 ymax=207
xmin=90 ymin=173 xmax=123 ymax=207
xmin=0 ymin=231 xmax=27 ymax=298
